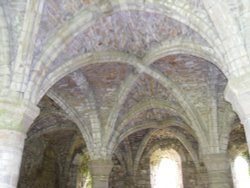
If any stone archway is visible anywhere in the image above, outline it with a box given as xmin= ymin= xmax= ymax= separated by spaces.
xmin=18 ymin=96 xmax=91 ymax=188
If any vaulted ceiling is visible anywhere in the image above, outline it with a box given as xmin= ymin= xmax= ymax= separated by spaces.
xmin=15 ymin=0 xmax=241 ymax=164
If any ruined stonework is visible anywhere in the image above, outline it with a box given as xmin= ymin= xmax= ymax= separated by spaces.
xmin=0 ymin=0 xmax=250 ymax=188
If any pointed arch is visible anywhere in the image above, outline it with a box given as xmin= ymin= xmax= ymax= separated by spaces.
xmin=11 ymin=0 xmax=45 ymax=94
xmin=202 ymin=0 xmax=250 ymax=77
xmin=27 ymin=0 xmax=227 ymax=101
xmin=46 ymin=90 xmax=94 ymax=157
xmin=32 ymin=50 xmax=210 ymax=154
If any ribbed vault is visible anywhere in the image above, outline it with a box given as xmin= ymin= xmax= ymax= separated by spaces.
xmin=2 ymin=0 xmax=247 ymax=188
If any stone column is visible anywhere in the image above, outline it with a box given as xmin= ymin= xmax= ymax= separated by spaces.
xmin=88 ymin=160 xmax=113 ymax=188
xmin=0 ymin=99 xmax=39 ymax=188
xmin=203 ymin=153 xmax=233 ymax=188
xmin=225 ymin=76 xmax=250 ymax=152
xmin=195 ymin=163 xmax=209 ymax=188
xmin=0 ymin=130 xmax=26 ymax=188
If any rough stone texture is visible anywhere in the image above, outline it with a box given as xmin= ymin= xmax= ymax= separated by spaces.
xmin=44 ymin=53 xmax=235 ymax=157
xmin=34 ymin=10 xmax=208 ymax=70
xmin=0 ymin=130 xmax=26 ymax=188
xmin=228 ymin=124 xmax=249 ymax=188
xmin=1 ymin=0 xmax=27 ymax=64
xmin=203 ymin=153 xmax=233 ymax=188
xmin=88 ymin=160 xmax=113 ymax=188
xmin=18 ymin=97 xmax=91 ymax=188
xmin=152 ymin=55 xmax=225 ymax=120
xmin=1 ymin=0 xmax=250 ymax=188
xmin=110 ymin=128 xmax=203 ymax=188
xmin=34 ymin=0 xmax=91 ymax=58
xmin=228 ymin=124 xmax=249 ymax=158
xmin=17 ymin=52 xmax=238 ymax=186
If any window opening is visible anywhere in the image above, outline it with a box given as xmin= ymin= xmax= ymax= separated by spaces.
xmin=150 ymin=148 xmax=183 ymax=188
xmin=233 ymin=155 xmax=250 ymax=188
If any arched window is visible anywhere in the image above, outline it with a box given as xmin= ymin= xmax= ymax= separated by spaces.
xmin=232 ymin=155 xmax=250 ymax=188
xmin=150 ymin=148 xmax=183 ymax=188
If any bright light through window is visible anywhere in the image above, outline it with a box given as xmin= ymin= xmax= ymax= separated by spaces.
xmin=150 ymin=149 xmax=183 ymax=188
xmin=233 ymin=155 xmax=250 ymax=188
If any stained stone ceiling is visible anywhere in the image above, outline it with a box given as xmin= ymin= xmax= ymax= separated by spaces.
xmin=33 ymin=9 xmax=209 ymax=73
xmin=114 ymin=128 xmax=195 ymax=168
xmin=27 ymin=52 xmax=238 ymax=159
xmin=4 ymin=1 xmax=249 ymax=188
xmin=49 ymin=54 xmax=231 ymax=132
xmin=28 ymin=95 xmax=77 ymax=138
xmin=24 ymin=0 xmax=241 ymax=162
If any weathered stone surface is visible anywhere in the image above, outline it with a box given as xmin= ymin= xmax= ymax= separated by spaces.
xmin=1 ymin=0 xmax=250 ymax=188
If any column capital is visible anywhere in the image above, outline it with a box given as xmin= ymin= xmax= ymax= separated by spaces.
xmin=0 ymin=97 xmax=40 ymax=133
xmin=88 ymin=159 xmax=113 ymax=188
xmin=202 ymin=153 xmax=230 ymax=171
xmin=88 ymin=159 xmax=113 ymax=177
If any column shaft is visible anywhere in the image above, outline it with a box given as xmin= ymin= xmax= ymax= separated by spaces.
xmin=0 ymin=130 xmax=26 ymax=188
xmin=204 ymin=153 xmax=233 ymax=188
xmin=0 ymin=99 xmax=39 ymax=188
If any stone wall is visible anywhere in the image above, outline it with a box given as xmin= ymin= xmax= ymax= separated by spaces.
xmin=109 ymin=128 xmax=207 ymax=188
xmin=18 ymin=131 xmax=91 ymax=188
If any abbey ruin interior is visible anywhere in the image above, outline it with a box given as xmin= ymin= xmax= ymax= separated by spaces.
xmin=0 ymin=0 xmax=250 ymax=188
